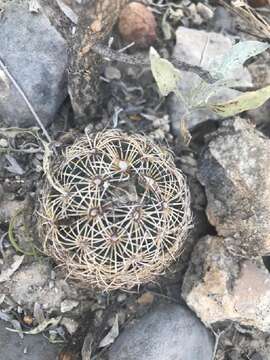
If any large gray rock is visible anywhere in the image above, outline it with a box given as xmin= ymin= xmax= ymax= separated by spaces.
xmin=198 ymin=118 xmax=270 ymax=256
xmin=0 ymin=320 xmax=61 ymax=360
xmin=182 ymin=235 xmax=270 ymax=332
xmin=169 ymin=27 xmax=252 ymax=134
xmin=0 ymin=1 xmax=67 ymax=127
xmin=108 ymin=304 xmax=214 ymax=360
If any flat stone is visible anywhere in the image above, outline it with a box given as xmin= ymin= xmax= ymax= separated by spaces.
xmin=198 ymin=118 xmax=270 ymax=256
xmin=182 ymin=235 xmax=270 ymax=332
xmin=169 ymin=27 xmax=252 ymax=134
xmin=108 ymin=304 xmax=214 ymax=360
xmin=0 ymin=320 xmax=61 ymax=360
xmin=0 ymin=1 xmax=67 ymax=127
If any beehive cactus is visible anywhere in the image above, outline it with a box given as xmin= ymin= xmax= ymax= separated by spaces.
xmin=39 ymin=130 xmax=191 ymax=290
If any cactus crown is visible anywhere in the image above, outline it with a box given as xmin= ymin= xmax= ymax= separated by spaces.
xmin=40 ymin=130 xmax=191 ymax=290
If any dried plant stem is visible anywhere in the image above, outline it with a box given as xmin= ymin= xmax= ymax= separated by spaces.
xmin=0 ymin=58 xmax=52 ymax=143
xmin=92 ymin=44 xmax=216 ymax=83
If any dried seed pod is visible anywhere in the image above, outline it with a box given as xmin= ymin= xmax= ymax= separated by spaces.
xmin=118 ymin=2 xmax=157 ymax=48
xmin=39 ymin=130 xmax=191 ymax=291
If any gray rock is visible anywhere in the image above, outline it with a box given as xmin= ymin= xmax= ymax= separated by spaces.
xmin=108 ymin=304 xmax=214 ymax=360
xmin=169 ymin=27 xmax=252 ymax=134
xmin=198 ymin=118 xmax=270 ymax=256
xmin=0 ymin=320 xmax=61 ymax=360
xmin=0 ymin=1 xmax=67 ymax=127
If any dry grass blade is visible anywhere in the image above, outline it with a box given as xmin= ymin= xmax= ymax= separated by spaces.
xmin=219 ymin=0 xmax=270 ymax=40
xmin=39 ymin=130 xmax=192 ymax=291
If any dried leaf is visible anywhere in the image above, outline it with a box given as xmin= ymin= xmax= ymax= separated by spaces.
xmin=99 ymin=315 xmax=119 ymax=348
xmin=150 ymin=47 xmax=181 ymax=97
xmin=161 ymin=9 xmax=172 ymax=40
xmin=0 ymin=255 xmax=24 ymax=283
xmin=10 ymin=319 xmax=24 ymax=339
xmin=33 ymin=303 xmax=45 ymax=325
xmin=210 ymin=41 xmax=269 ymax=79
xmin=6 ymin=317 xmax=62 ymax=336
xmin=208 ymin=84 xmax=270 ymax=117
xmin=0 ymin=311 xmax=12 ymax=322
xmin=81 ymin=332 xmax=94 ymax=360
xmin=56 ymin=0 xmax=78 ymax=24
xmin=5 ymin=155 xmax=25 ymax=175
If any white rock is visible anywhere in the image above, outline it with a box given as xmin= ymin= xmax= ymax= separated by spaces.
xmin=182 ymin=235 xmax=270 ymax=332
xmin=169 ymin=27 xmax=252 ymax=133
xmin=197 ymin=3 xmax=214 ymax=21
xmin=60 ymin=299 xmax=79 ymax=313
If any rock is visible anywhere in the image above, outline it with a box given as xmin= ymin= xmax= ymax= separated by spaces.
xmin=196 ymin=3 xmax=214 ymax=21
xmin=116 ymin=293 xmax=127 ymax=303
xmin=118 ymin=2 xmax=157 ymax=49
xmin=137 ymin=292 xmax=154 ymax=305
xmin=60 ymin=299 xmax=79 ymax=313
xmin=182 ymin=235 xmax=270 ymax=332
xmin=108 ymin=304 xmax=214 ymax=360
xmin=104 ymin=66 xmax=121 ymax=81
xmin=198 ymin=118 xmax=270 ymax=256
xmin=210 ymin=6 xmax=236 ymax=33
xmin=169 ymin=27 xmax=252 ymax=134
xmin=0 ymin=1 xmax=67 ymax=127
xmin=0 ymin=199 xmax=26 ymax=223
xmin=61 ymin=317 xmax=79 ymax=335
xmin=0 ymin=260 xmax=79 ymax=312
xmin=0 ymin=320 xmax=61 ymax=360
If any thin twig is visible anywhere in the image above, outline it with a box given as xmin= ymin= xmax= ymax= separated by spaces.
xmin=92 ymin=44 xmax=216 ymax=84
xmin=0 ymin=57 xmax=52 ymax=143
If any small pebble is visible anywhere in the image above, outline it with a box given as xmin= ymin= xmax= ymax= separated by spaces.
xmin=104 ymin=66 xmax=121 ymax=80
xmin=60 ymin=299 xmax=79 ymax=313
xmin=196 ymin=3 xmax=214 ymax=21
xmin=118 ymin=2 xmax=157 ymax=48
xmin=117 ymin=293 xmax=127 ymax=303
xmin=0 ymin=138 xmax=8 ymax=147
xmin=61 ymin=317 xmax=79 ymax=335
xmin=137 ymin=292 xmax=154 ymax=305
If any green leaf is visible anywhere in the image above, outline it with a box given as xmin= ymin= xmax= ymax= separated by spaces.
xmin=150 ymin=47 xmax=181 ymax=96
xmin=208 ymin=84 xmax=270 ymax=117
xmin=210 ymin=41 xmax=269 ymax=79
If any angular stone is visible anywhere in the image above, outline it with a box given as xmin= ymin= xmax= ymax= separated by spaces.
xmin=0 ymin=320 xmax=61 ymax=360
xmin=0 ymin=1 xmax=67 ymax=127
xmin=108 ymin=304 xmax=214 ymax=360
xmin=169 ymin=27 xmax=252 ymax=133
xmin=198 ymin=118 xmax=270 ymax=256
xmin=182 ymin=235 xmax=270 ymax=332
